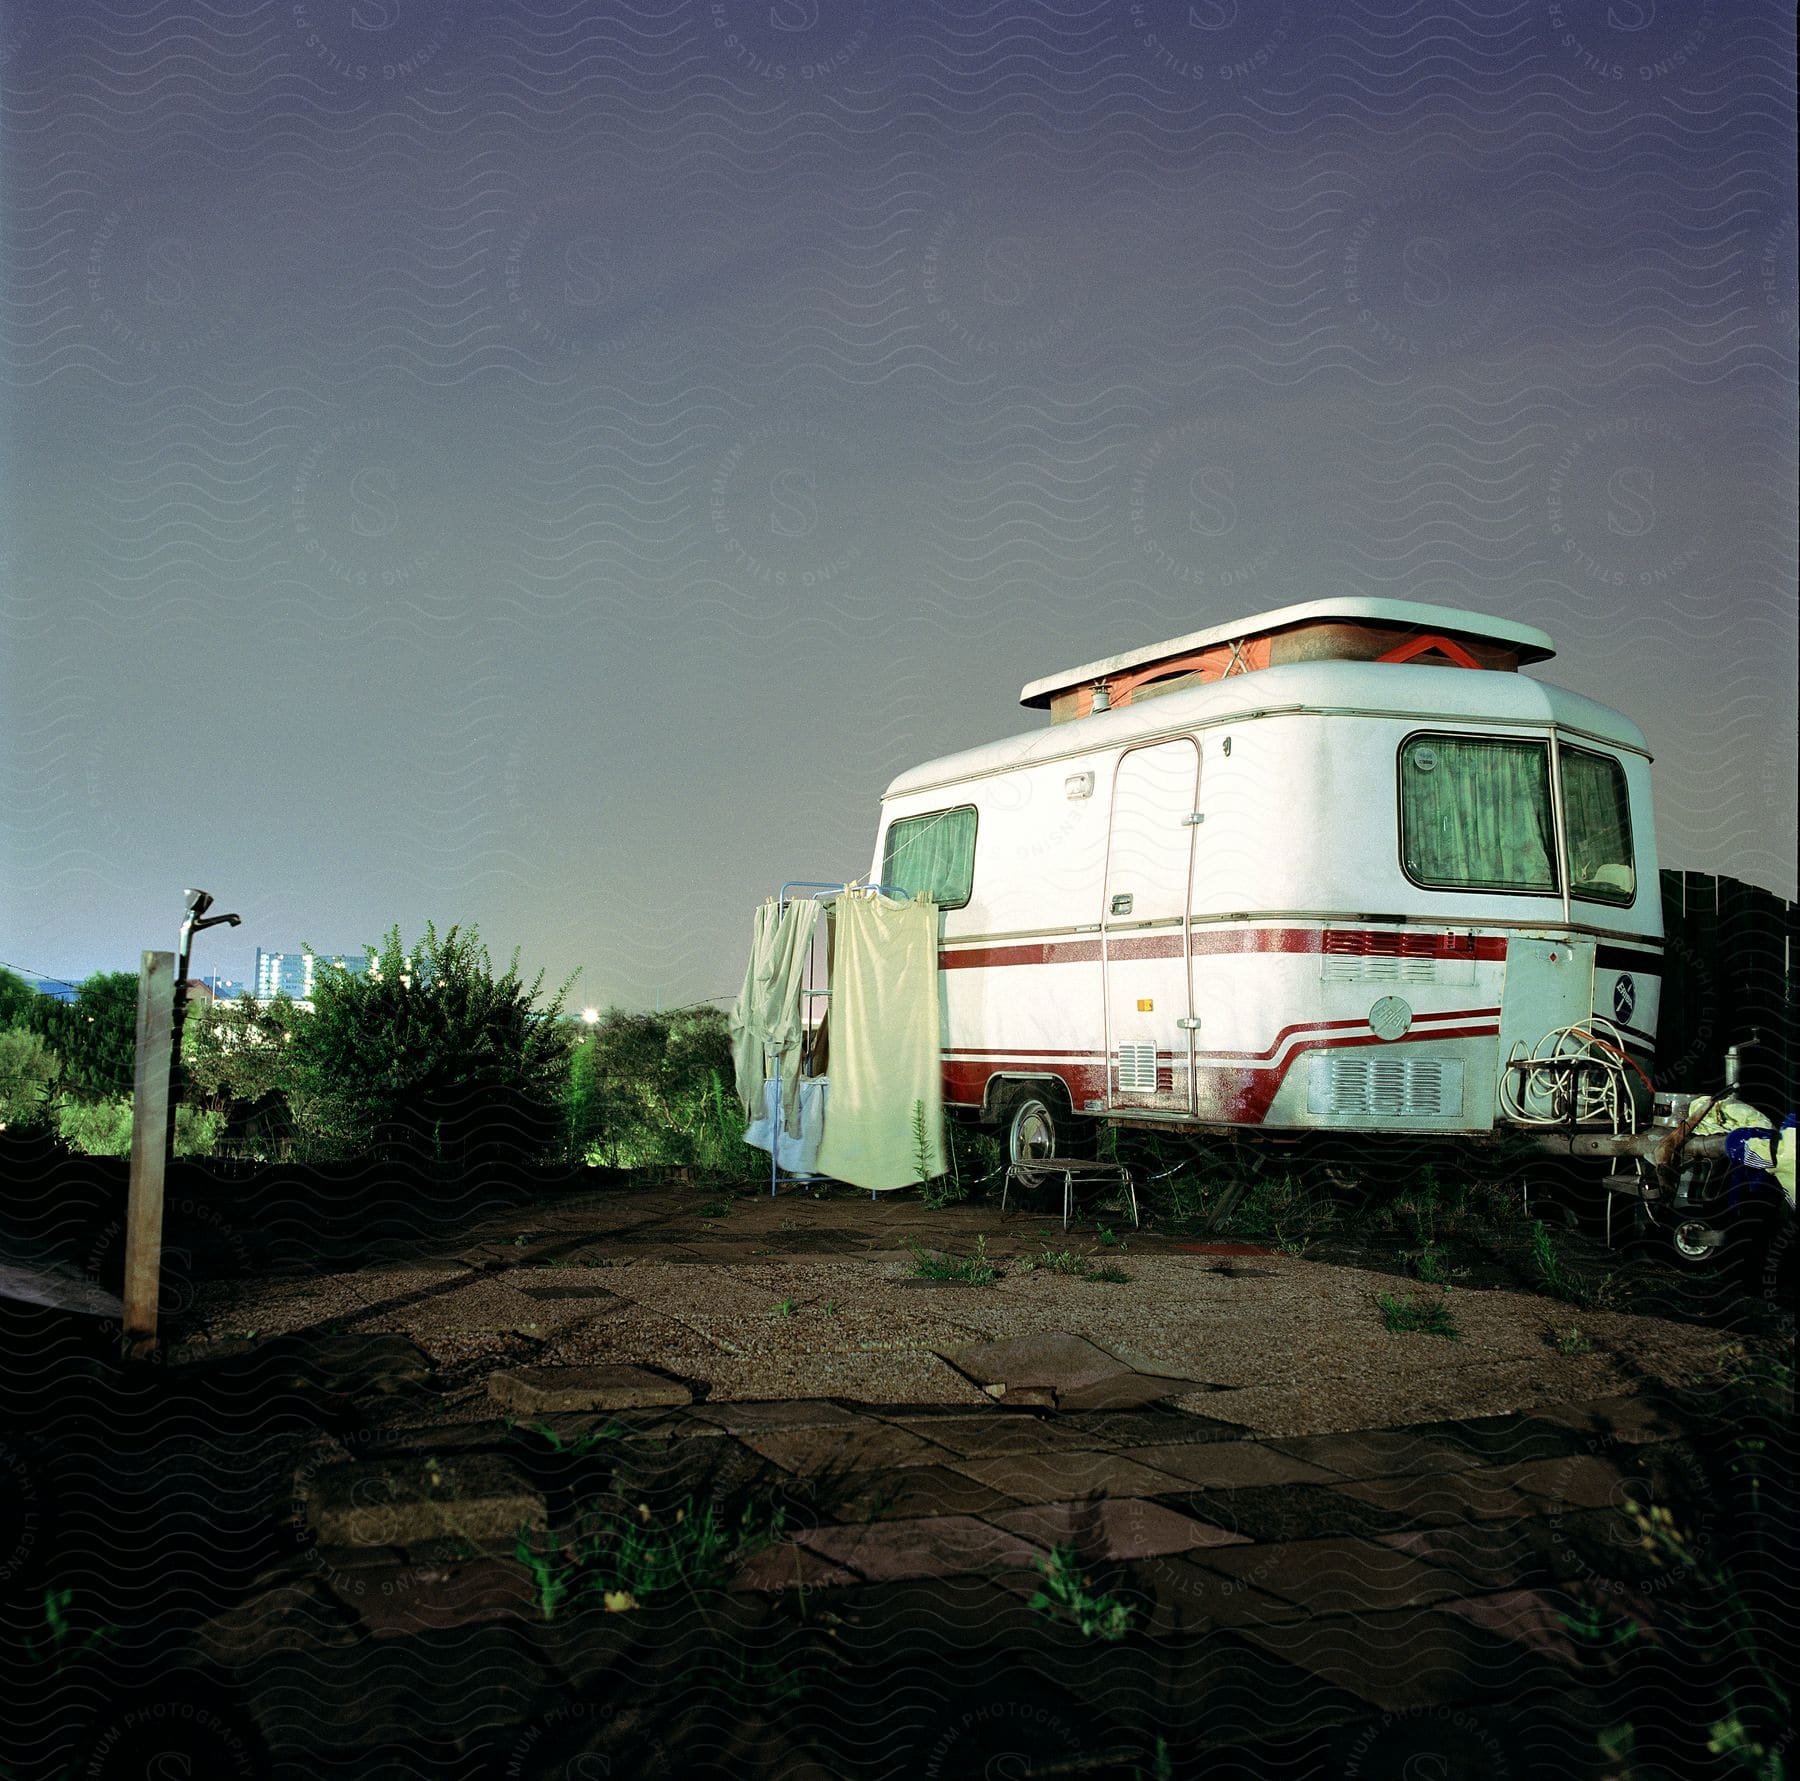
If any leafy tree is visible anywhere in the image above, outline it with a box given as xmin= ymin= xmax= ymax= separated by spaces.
xmin=0 ymin=966 xmax=53 ymax=1033
xmin=0 ymin=1028 xmax=63 ymax=1131
xmin=570 ymin=1006 xmax=748 ymax=1172
xmin=54 ymin=1095 xmax=220 ymax=1158
xmin=286 ymin=923 xmax=575 ymax=1165
xmin=43 ymin=971 xmax=141 ymax=1100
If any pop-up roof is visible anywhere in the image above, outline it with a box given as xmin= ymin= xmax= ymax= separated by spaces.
xmin=1020 ymin=598 xmax=1556 ymax=723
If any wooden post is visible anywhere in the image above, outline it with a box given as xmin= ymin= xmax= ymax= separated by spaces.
xmin=122 ymin=950 xmax=176 ymax=1361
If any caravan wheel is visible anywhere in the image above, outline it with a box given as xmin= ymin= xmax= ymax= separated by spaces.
xmin=992 ymin=1083 xmax=1085 ymax=1166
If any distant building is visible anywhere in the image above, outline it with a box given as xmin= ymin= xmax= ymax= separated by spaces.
xmin=253 ymin=949 xmax=371 ymax=1001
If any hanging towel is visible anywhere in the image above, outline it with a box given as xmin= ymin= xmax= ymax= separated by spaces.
xmin=814 ymin=894 xmax=945 ymax=1193
xmin=728 ymin=897 xmax=820 ymax=1135
xmin=744 ymin=1075 xmax=829 ymax=1176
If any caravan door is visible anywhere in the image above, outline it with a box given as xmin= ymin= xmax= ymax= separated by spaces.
xmin=1102 ymin=739 xmax=1199 ymax=1112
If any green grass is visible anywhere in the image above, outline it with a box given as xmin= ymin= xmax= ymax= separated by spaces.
xmin=515 ymin=1493 xmax=787 ymax=1621
xmin=906 ymin=1234 xmax=998 ymax=1285
xmin=1531 ymin=1219 xmax=1595 ymax=1308
xmin=1086 ymin=1265 xmax=1134 ymax=1284
xmin=773 ymin=1297 xmax=796 ymax=1317
xmin=1029 ymin=1544 xmax=1136 ymax=1641
xmin=1020 ymin=1247 xmax=1090 ymax=1276
xmin=1377 ymin=1291 xmax=1461 ymax=1340
xmin=1549 ymin=1325 xmax=1594 ymax=1356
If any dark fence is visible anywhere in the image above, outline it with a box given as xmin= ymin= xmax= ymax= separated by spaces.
xmin=1657 ymin=870 xmax=1798 ymax=1112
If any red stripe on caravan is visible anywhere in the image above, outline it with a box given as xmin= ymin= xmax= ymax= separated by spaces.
xmin=941 ymin=927 xmax=1508 ymax=969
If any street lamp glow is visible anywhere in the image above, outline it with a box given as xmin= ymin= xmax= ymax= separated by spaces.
xmin=581 ymin=1007 xmax=600 ymax=1025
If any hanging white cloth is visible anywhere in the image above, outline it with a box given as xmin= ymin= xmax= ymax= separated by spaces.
xmin=728 ymin=897 xmax=820 ymax=1135
xmin=814 ymin=894 xmax=945 ymax=1193
xmin=744 ymin=1075 xmax=829 ymax=1175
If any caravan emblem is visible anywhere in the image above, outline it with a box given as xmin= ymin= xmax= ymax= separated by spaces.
xmin=1612 ymin=973 xmax=1636 ymax=1023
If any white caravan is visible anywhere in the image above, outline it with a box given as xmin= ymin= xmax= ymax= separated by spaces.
xmin=869 ymin=599 xmax=1666 ymax=1167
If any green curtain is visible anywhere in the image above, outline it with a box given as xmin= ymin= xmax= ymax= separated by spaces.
xmin=1562 ymin=749 xmax=1635 ymax=903
xmin=1401 ymin=736 xmax=1555 ymax=893
xmin=882 ymin=806 xmax=977 ymax=907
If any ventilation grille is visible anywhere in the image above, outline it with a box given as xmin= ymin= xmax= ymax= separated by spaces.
xmin=1308 ymin=1054 xmax=1464 ymax=1119
xmin=1116 ymin=1043 xmax=1159 ymax=1093
xmin=1322 ymin=954 xmax=1439 ymax=984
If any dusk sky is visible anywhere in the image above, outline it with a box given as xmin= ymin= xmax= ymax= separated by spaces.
xmin=2 ymin=0 xmax=1794 ymax=1012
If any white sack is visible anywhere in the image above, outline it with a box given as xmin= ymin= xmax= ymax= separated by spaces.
xmin=814 ymin=894 xmax=945 ymax=1193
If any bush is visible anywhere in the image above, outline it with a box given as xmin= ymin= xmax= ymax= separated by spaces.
xmin=285 ymin=923 xmax=575 ymax=1166
xmin=54 ymin=1095 xmax=221 ymax=1158
xmin=569 ymin=1007 xmax=750 ymax=1174
xmin=0 ymin=1027 xmax=63 ymax=1131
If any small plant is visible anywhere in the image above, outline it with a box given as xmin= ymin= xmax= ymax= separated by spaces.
xmin=1095 ymin=1224 xmax=1120 ymax=1247
xmin=515 ymin=1493 xmax=787 ymax=1622
xmin=906 ymin=1235 xmax=998 ymax=1285
xmin=1022 ymin=1247 xmax=1090 ymax=1276
xmin=17 ymin=1586 xmax=118 ymax=1675
xmin=1377 ymin=1290 xmax=1460 ymax=1340
xmin=1405 ymin=1240 xmax=1452 ymax=1286
xmin=1029 ymin=1543 xmax=1135 ymax=1641
xmin=1530 ymin=1218 xmax=1594 ymax=1308
xmin=1550 ymin=1325 xmax=1594 ymax=1356
xmin=1087 ymin=1264 xmax=1133 ymax=1284
xmin=773 ymin=1297 xmax=797 ymax=1317
xmin=699 ymin=1200 xmax=734 ymax=1218
xmin=526 ymin=1419 xmax=626 ymax=1456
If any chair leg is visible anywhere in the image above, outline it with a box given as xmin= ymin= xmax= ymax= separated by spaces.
xmin=1062 ymin=1172 xmax=1072 ymax=1232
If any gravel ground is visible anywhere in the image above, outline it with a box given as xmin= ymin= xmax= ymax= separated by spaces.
xmin=172 ymin=1185 xmax=1732 ymax=1438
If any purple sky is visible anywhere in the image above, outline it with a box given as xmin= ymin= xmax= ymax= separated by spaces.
xmin=3 ymin=0 xmax=1794 ymax=1009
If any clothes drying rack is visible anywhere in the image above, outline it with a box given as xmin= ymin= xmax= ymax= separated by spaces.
xmin=766 ymin=881 xmax=909 ymax=1199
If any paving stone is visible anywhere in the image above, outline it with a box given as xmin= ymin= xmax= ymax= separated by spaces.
xmin=324 ymin=1556 xmax=540 ymax=1636
xmin=689 ymin=1399 xmax=862 ymax=1433
xmin=730 ymin=1540 xmax=861 ymax=1592
xmin=1234 ymin=1604 xmax=1568 ymax=1713
xmin=990 ymin=1497 xmax=1249 ymax=1559
xmin=949 ymin=1331 xmax=1206 ymax=1410
xmin=950 ymin=1450 xmax=1193 ymax=1504
xmin=515 ymin=1283 xmax=625 ymax=1303
xmin=1530 ymin=1395 xmax=1685 ymax=1446
xmin=1124 ymin=1555 xmax=1312 ymax=1638
xmin=190 ymin=1579 xmax=361 ymax=1669
xmin=1123 ymin=1441 xmax=1343 ymax=1490
xmin=1331 ymin=1467 xmax=1544 ymax=1527
xmin=1155 ymin=1483 xmax=1418 ymax=1543
xmin=1186 ymin=1535 xmax=1470 ymax=1614
xmin=257 ymin=1332 xmax=436 ymax=1396
xmin=1376 ymin=1511 xmax=1661 ymax=1593
xmin=1493 ymin=1454 xmax=1641 ymax=1511
xmin=741 ymin=1421 xmax=951 ymax=1476
xmin=1264 ymin=1430 xmax=1486 ymax=1479
xmin=1434 ymin=1585 xmax=1602 ymax=1664
xmin=880 ymin=1412 xmax=1102 ymax=1459
xmin=1401 ymin=1411 xmax=1590 ymax=1467
xmin=1051 ymin=1408 xmax=1252 ymax=1447
xmin=487 ymin=1363 xmax=692 ymax=1413
xmin=301 ymin=1453 xmax=546 ymax=1548
xmin=797 ymin=1514 xmax=1046 ymax=1581
xmin=824 ymin=1464 xmax=1023 ymax=1521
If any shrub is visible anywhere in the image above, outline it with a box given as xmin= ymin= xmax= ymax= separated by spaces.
xmin=0 ymin=1027 xmax=62 ymax=1131
xmin=287 ymin=923 xmax=574 ymax=1165
xmin=569 ymin=1006 xmax=749 ymax=1174
xmin=54 ymin=1094 xmax=221 ymax=1158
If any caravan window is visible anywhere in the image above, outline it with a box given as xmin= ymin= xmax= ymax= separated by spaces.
xmin=1562 ymin=747 xmax=1635 ymax=905
xmin=882 ymin=806 xmax=977 ymax=909
xmin=1399 ymin=734 xmax=1557 ymax=895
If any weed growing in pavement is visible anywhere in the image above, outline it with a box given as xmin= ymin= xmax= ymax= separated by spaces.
xmin=773 ymin=1298 xmax=796 ymax=1317
xmin=501 ymin=1414 xmax=627 ymax=1456
xmin=1531 ymin=1219 xmax=1595 ymax=1308
xmin=1096 ymin=1225 xmax=1120 ymax=1247
xmin=1087 ymin=1265 xmax=1133 ymax=1284
xmin=699 ymin=1200 xmax=734 ymax=1218
xmin=1549 ymin=1326 xmax=1594 ymax=1356
xmin=1377 ymin=1291 xmax=1461 ymax=1340
xmin=514 ymin=1494 xmax=788 ymax=1622
xmin=1020 ymin=1248 xmax=1089 ymax=1276
xmin=906 ymin=1235 xmax=998 ymax=1285
xmin=1404 ymin=1240 xmax=1454 ymax=1286
xmin=16 ymin=1591 xmax=117 ymax=1678
xmin=1029 ymin=1544 xmax=1135 ymax=1641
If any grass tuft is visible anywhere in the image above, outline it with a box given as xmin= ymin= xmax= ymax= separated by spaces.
xmin=1377 ymin=1290 xmax=1461 ymax=1340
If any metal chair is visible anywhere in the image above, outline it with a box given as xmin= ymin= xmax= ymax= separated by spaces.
xmin=1001 ymin=1157 xmax=1139 ymax=1231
